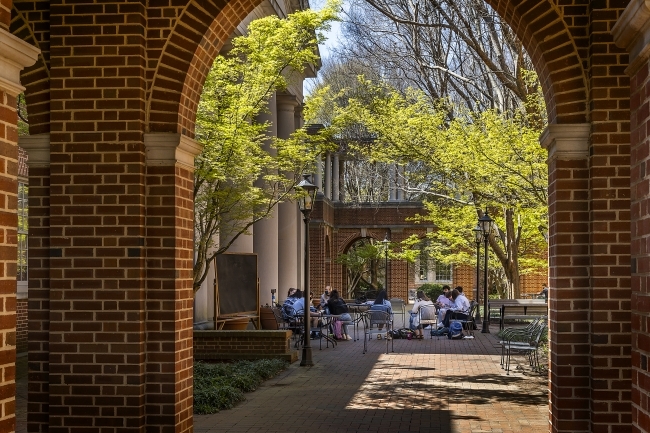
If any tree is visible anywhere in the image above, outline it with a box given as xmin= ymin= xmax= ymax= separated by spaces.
xmin=337 ymin=0 xmax=536 ymax=113
xmin=193 ymin=2 xmax=340 ymax=293
xmin=306 ymin=77 xmax=548 ymax=298
xmin=336 ymin=238 xmax=385 ymax=299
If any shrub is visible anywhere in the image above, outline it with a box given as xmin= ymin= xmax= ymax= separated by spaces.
xmin=417 ymin=283 xmax=445 ymax=301
xmin=194 ymin=358 xmax=288 ymax=414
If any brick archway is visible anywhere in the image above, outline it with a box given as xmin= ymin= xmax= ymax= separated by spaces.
xmin=0 ymin=1 xmax=641 ymax=432
xmin=147 ymin=0 xmax=264 ymax=136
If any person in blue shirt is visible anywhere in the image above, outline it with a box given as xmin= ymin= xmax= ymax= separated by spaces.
xmin=370 ymin=290 xmax=392 ymax=339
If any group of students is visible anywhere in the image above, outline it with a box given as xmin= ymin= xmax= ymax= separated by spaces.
xmin=409 ymin=285 xmax=471 ymax=337
xmin=281 ymin=286 xmax=354 ymax=340
xmin=281 ymin=286 xmax=395 ymax=341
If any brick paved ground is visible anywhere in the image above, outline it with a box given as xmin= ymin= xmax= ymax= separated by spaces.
xmin=195 ymin=327 xmax=548 ymax=433
xmin=14 ymin=322 xmax=547 ymax=433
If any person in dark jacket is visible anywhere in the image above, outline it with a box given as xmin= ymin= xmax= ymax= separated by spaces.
xmin=326 ymin=290 xmax=352 ymax=340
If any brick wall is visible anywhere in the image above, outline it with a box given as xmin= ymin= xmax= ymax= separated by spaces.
xmin=194 ymin=330 xmax=297 ymax=362
xmin=16 ymin=299 xmax=27 ymax=354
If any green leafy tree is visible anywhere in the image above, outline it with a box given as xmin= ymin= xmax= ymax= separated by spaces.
xmin=306 ymin=76 xmax=547 ymax=298
xmin=193 ymin=2 xmax=340 ymax=293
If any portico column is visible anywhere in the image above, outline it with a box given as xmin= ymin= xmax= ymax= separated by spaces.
xmin=324 ymin=153 xmax=332 ymax=200
xmin=253 ymin=93 xmax=279 ymax=306
xmin=277 ymin=94 xmax=300 ymax=293
xmin=333 ymin=153 xmax=340 ymax=202
xmin=389 ymin=164 xmax=397 ymax=201
xmin=540 ymin=124 xmax=591 ymax=433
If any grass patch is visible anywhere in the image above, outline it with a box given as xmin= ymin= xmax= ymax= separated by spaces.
xmin=194 ymin=358 xmax=288 ymax=414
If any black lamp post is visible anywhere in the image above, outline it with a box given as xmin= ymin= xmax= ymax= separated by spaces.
xmin=473 ymin=224 xmax=482 ymax=323
xmin=478 ymin=209 xmax=493 ymax=333
xmin=381 ymin=233 xmax=390 ymax=298
xmin=295 ymin=174 xmax=318 ymax=366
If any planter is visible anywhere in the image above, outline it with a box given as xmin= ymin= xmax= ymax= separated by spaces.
xmin=220 ymin=317 xmax=250 ymax=330
xmin=260 ymin=307 xmax=278 ymax=330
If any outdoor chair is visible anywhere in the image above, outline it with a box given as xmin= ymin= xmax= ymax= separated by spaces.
xmin=389 ymin=298 xmax=406 ymax=328
xmin=499 ymin=316 xmax=547 ymax=367
xmin=362 ymin=310 xmax=394 ymax=354
xmin=500 ymin=319 xmax=548 ymax=374
xmin=418 ymin=304 xmax=438 ymax=339
xmin=450 ymin=301 xmax=478 ymax=336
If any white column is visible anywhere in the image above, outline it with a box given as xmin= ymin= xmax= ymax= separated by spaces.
xmin=324 ymin=152 xmax=331 ymax=200
xmin=277 ymin=94 xmax=300 ymax=293
xmin=314 ymin=154 xmax=323 ymax=193
xmin=253 ymin=93 xmax=279 ymax=306
xmin=333 ymin=153 xmax=340 ymax=202
xmin=397 ymin=165 xmax=405 ymax=200
xmin=389 ymin=164 xmax=397 ymax=201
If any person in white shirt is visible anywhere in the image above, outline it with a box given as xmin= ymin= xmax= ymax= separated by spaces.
xmin=410 ymin=290 xmax=435 ymax=339
xmin=455 ymin=286 xmax=471 ymax=313
xmin=437 ymin=290 xmax=453 ymax=327
xmin=442 ymin=288 xmax=470 ymax=327
xmin=435 ymin=285 xmax=451 ymax=307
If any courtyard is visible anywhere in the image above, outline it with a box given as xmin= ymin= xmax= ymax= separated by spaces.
xmin=191 ymin=330 xmax=547 ymax=433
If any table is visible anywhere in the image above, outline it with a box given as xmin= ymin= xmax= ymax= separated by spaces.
xmin=347 ymin=303 xmax=372 ymax=341
xmin=488 ymin=299 xmax=548 ymax=330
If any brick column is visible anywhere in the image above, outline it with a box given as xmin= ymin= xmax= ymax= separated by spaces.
xmin=144 ymin=133 xmax=202 ymax=432
xmin=0 ymin=29 xmax=38 ymax=433
xmin=20 ymin=134 xmax=50 ymax=433
xmin=614 ymin=3 xmax=650 ymax=430
xmin=541 ymin=124 xmax=591 ymax=433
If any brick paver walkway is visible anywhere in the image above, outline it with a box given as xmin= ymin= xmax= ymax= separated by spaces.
xmin=14 ymin=326 xmax=548 ymax=433
xmin=195 ymin=330 xmax=548 ymax=433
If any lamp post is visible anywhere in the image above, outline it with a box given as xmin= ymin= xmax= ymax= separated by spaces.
xmin=381 ymin=233 xmax=390 ymax=297
xmin=473 ymin=224 xmax=482 ymax=323
xmin=478 ymin=209 xmax=493 ymax=333
xmin=295 ymin=174 xmax=318 ymax=367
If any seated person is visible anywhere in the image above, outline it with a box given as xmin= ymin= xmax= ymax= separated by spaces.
xmin=436 ymin=285 xmax=453 ymax=309
xmin=292 ymin=292 xmax=322 ymax=329
xmin=437 ymin=290 xmax=454 ymax=326
xmin=442 ymin=288 xmax=470 ymax=328
xmin=369 ymin=289 xmax=392 ymax=339
xmin=410 ymin=290 xmax=434 ymax=339
xmin=320 ymin=286 xmax=331 ymax=309
xmin=282 ymin=289 xmax=302 ymax=320
xmin=326 ymin=290 xmax=352 ymax=340
xmin=539 ymin=285 xmax=549 ymax=300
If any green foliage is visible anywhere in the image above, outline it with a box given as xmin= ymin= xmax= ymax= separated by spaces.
xmin=305 ymin=75 xmax=548 ymax=297
xmin=193 ymin=2 xmax=341 ymax=291
xmin=194 ymin=359 xmax=288 ymax=414
xmin=417 ymin=283 xmax=445 ymax=301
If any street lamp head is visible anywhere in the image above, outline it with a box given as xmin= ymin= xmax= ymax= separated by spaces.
xmin=382 ymin=232 xmax=390 ymax=246
xmin=295 ymin=174 xmax=318 ymax=214
xmin=478 ymin=209 xmax=493 ymax=239
xmin=473 ymin=224 xmax=482 ymax=244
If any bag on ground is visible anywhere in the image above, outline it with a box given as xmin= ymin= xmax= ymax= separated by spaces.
xmin=332 ymin=319 xmax=343 ymax=340
xmin=448 ymin=321 xmax=464 ymax=340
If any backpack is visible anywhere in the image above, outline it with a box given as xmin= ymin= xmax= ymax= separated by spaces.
xmin=448 ymin=321 xmax=464 ymax=340
xmin=332 ymin=319 xmax=343 ymax=340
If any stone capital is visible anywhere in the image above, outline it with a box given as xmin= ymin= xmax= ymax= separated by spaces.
xmin=612 ymin=0 xmax=650 ymax=76
xmin=19 ymin=133 xmax=50 ymax=167
xmin=276 ymin=93 xmax=300 ymax=110
xmin=144 ymin=133 xmax=203 ymax=171
xmin=0 ymin=28 xmax=40 ymax=96
xmin=539 ymin=124 xmax=590 ymax=161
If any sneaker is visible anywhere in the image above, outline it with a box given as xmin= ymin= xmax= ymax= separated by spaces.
xmin=377 ymin=334 xmax=382 ymax=340
xmin=346 ymin=335 xmax=352 ymax=340
xmin=386 ymin=334 xmax=392 ymax=340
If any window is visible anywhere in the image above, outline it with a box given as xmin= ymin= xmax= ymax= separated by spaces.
xmin=415 ymin=246 xmax=452 ymax=283
xmin=17 ymin=182 xmax=27 ymax=297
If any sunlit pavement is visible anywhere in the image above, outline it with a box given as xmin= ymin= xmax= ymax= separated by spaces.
xmin=13 ymin=322 xmax=547 ymax=433
xmin=195 ymin=326 xmax=548 ymax=433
